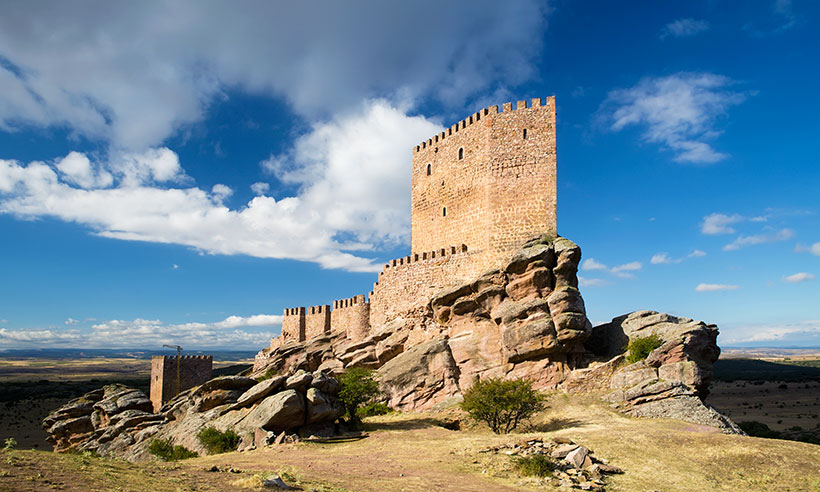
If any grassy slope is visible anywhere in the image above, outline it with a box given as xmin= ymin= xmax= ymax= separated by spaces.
xmin=1 ymin=393 xmax=818 ymax=492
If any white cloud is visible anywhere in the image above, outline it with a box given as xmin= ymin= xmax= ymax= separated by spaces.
xmin=581 ymin=258 xmax=609 ymax=271
xmin=582 ymin=258 xmax=642 ymax=278
xmin=783 ymin=272 xmax=814 ymax=283
xmin=578 ymin=276 xmax=609 ymax=287
xmin=695 ymin=283 xmax=740 ymax=292
xmin=701 ymin=213 xmax=754 ymax=235
xmin=799 ymin=242 xmax=820 ymax=256
xmin=64 ymin=317 xmax=79 ymax=325
xmin=172 ymin=264 xmax=179 ymax=270
xmin=0 ymin=2 xmax=547 ymax=149
xmin=0 ymin=313 xmax=281 ymax=349
xmin=722 ymin=228 xmax=794 ymax=251
xmin=651 ymin=250 xmax=706 ymax=265
xmin=250 ymin=182 xmax=270 ymax=195
xmin=602 ymin=73 xmax=748 ymax=164
xmin=56 ymin=152 xmax=113 ymax=189
xmin=0 ymin=100 xmax=441 ymax=271
xmin=660 ymin=18 xmax=710 ymax=39
xmin=211 ymin=184 xmax=233 ymax=203
xmin=722 ymin=319 xmax=820 ymax=344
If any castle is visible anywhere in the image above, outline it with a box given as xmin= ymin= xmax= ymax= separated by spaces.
xmin=267 ymin=97 xmax=557 ymax=349
xmin=149 ymin=355 xmax=212 ymax=412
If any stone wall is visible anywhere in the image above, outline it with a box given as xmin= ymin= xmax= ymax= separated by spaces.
xmin=369 ymin=245 xmax=485 ymax=327
xmin=331 ymin=295 xmax=370 ymax=341
xmin=281 ymin=307 xmax=306 ymax=342
xmin=411 ymin=97 xmax=557 ymax=272
xmin=149 ymin=355 xmax=213 ymax=412
xmin=305 ymin=305 xmax=331 ymax=340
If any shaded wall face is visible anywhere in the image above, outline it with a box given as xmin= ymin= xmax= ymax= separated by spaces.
xmin=305 ymin=306 xmax=331 ymax=340
xmin=149 ymin=356 xmax=213 ymax=412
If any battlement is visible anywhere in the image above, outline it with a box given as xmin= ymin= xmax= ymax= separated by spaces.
xmin=414 ymin=98 xmax=546 ymax=153
xmin=333 ymin=294 xmax=368 ymax=309
xmin=379 ymin=244 xmax=469 ymax=275
xmin=153 ymin=355 xmax=213 ymax=361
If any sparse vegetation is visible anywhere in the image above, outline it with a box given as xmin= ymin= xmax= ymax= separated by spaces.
xmin=257 ymin=367 xmax=276 ymax=382
xmin=625 ymin=334 xmax=663 ymax=363
xmin=357 ymin=401 xmax=392 ymax=418
xmin=3 ymin=437 xmax=17 ymax=451
xmin=146 ymin=438 xmax=198 ymax=461
xmin=338 ymin=367 xmax=382 ymax=428
xmin=196 ymin=426 xmax=240 ymax=454
xmin=460 ymin=377 xmax=545 ymax=434
xmin=513 ymin=454 xmax=555 ymax=477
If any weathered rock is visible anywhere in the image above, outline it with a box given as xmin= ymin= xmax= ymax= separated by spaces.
xmin=309 ymin=372 xmax=341 ymax=396
xmin=305 ymin=387 xmax=344 ymax=424
xmin=284 ymin=370 xmax=313 ymax=392
xmin=378 ymin=338 xmax=460 ymax=410
xmin=564 ymin=446 xmax=589 ymax=468
xmin=234 ymin=376 xmax=287 ymax=409
xmin=195 ymin=376 xmax=258 ymax=396
xmin=243 ymin=389 xmax=305 ymax=432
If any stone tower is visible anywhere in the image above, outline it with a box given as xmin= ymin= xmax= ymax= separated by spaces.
xmin=410 ymin=97 xmax=557 ymax=272
xmin=149 ymin=355 xmax=213 ymax=412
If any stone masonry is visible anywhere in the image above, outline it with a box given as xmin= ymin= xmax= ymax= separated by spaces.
xmin=267 ymin=98 xmax=558 ymax=347
xmin=149 ymin=355 xmax=213 ymax=412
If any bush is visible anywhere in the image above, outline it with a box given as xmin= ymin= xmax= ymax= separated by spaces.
xmin=147 ymin=439 xmax=198 ymax=461
xmin=514 ymin=454 xmax=555 ymax=477
xmin=339 ymin=367 xmax=381 ymax=428
xmin=358 ymin=401 xmax=392 ymax=418
xmin=460 ymin=377 xmax=545 ymax=434
xmin=197 ymin=427 xmax=240 ymax=454
xmin=3 ymin=438 xmax=16 ymax=451
xmin=625 ymin=334 xmax=664 ymax=363
xmin=257 ymin=368 xmax=276 ymax=382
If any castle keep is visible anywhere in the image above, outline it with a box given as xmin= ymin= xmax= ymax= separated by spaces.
xmin=267 ymin=97 xmax=557 ymax=350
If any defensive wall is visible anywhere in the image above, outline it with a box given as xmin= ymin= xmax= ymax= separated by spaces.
xmin=266 ymin=98 xmax=557 ymax=349
xmin=149 ymin=355 xmax=213 ymax=412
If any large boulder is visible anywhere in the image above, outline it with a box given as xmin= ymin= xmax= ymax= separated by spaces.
xmin=243 ymin=389 xmax=305 ymax=432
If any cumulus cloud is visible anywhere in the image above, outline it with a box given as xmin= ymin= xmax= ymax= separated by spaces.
xmin=701 ymin=213 xmax=745 ymax=235
xmin=795 ymin=242 xmax=820 ymax=256
xmin=660 ymin=18 xmax=710 ymax=39
xmin=0 ymin=314 xmax=281 ymax=349
xmin=0 ymin=1 xmax=547 ymax=149
xmin=695 ymin=283 xmax=739 ymax=292
xmin=722 ymin=228 xmax=793 ymax=251
xmin=64 ymin=318 xmax=79 ymax=325
xmin=783 ymin=272 xmax=814 ymax=283
xmin=578 ymin=276 xmax=610 ymax=287
xmin=650 ymin=250 xmax=706 ymax=264
xmin=582 ymin=258 xmax=642 ymax=278
xmin=602 ymin=73 xmax=748 ymax=164
xmin=250 ymin=182 xmax=270 ymax=195
xmin=0 ymin=100 xmax=442 ymax=271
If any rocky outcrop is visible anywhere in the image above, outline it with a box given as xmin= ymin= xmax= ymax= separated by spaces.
xmin=252 ymin=234 xmax=591 ymax=410
xmin=579 ymin=311 xmax=741 ymax=433
xmin=43 ymin=370 xmax=344 ymax=460
xmin=250 ymin=234 xmax=737 ymax=432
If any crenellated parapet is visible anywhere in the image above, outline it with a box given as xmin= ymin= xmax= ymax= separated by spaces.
xmin=331 ymin=294 xmax=370 ymax=341
xmin=413 ymin=98 xmax=546 ymax=153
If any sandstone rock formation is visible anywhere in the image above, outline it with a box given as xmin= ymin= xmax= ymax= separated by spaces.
xmin=43 ymin=370 xmax=344 ymax=460
xmin=251 ymin=234 xmax=740 ymax=433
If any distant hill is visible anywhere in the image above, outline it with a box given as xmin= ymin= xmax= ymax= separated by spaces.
xmin=0 ymin=348 xmax=257 ymax=360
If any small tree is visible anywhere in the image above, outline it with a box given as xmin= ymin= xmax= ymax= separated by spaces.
xmin=338 ymin=367 xmax=381 ymax=429
xmin=625 ymin=334 xmax=664 ymax=364
xmin=460 ymin=377 xmax=545 ymax=434
xmin=147 ymin=438 xmax=198 ymax=461
xmin=197 ymin=426 xmax=240 ymax=454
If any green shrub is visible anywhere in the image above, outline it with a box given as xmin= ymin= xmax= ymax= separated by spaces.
xmin=339 ymin=367 xmax=381 ymax=429
xmin=147 ymin=439 xmax=198 ymax=461
xmin=3 ymin=437 xmax=16 ymax=451
xmin=358 ymin=401 xmax=392 ymax=417
xmin=197 ymin=427 xmax=240 ymax=454
xmin=514 ymin=454 xmax=555 ymax=477
xmin=625 ymin=334 xmax=664 ymax=363
xmin=460 ymin=377 xmax=546 ymax=434
xmin=257 ymin=368 xmax=276 ymax=382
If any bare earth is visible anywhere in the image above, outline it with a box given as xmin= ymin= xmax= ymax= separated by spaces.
xmin=706 ymin=380 xmax=820 ymax=432
xmin=2 ymin=394 xmax=820 ymax=492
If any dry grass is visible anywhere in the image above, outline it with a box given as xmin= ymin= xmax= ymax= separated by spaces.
xmin=1 ymin=394 xmax=819 ymax=491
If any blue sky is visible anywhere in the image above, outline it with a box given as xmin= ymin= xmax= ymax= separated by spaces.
xmin=0 ymin=0 xmax=818 ymax=350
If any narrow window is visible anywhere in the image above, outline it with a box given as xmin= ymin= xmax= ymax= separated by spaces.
xmin=523 ymin=128 xmax=528 ymax=139
xmin=443 ymin=207 xmax=447 ymax=217
xmin=458 ymin=147 xmax=464 ymax=160
xmin=426 ymin=163 xmax=431 ymax=176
